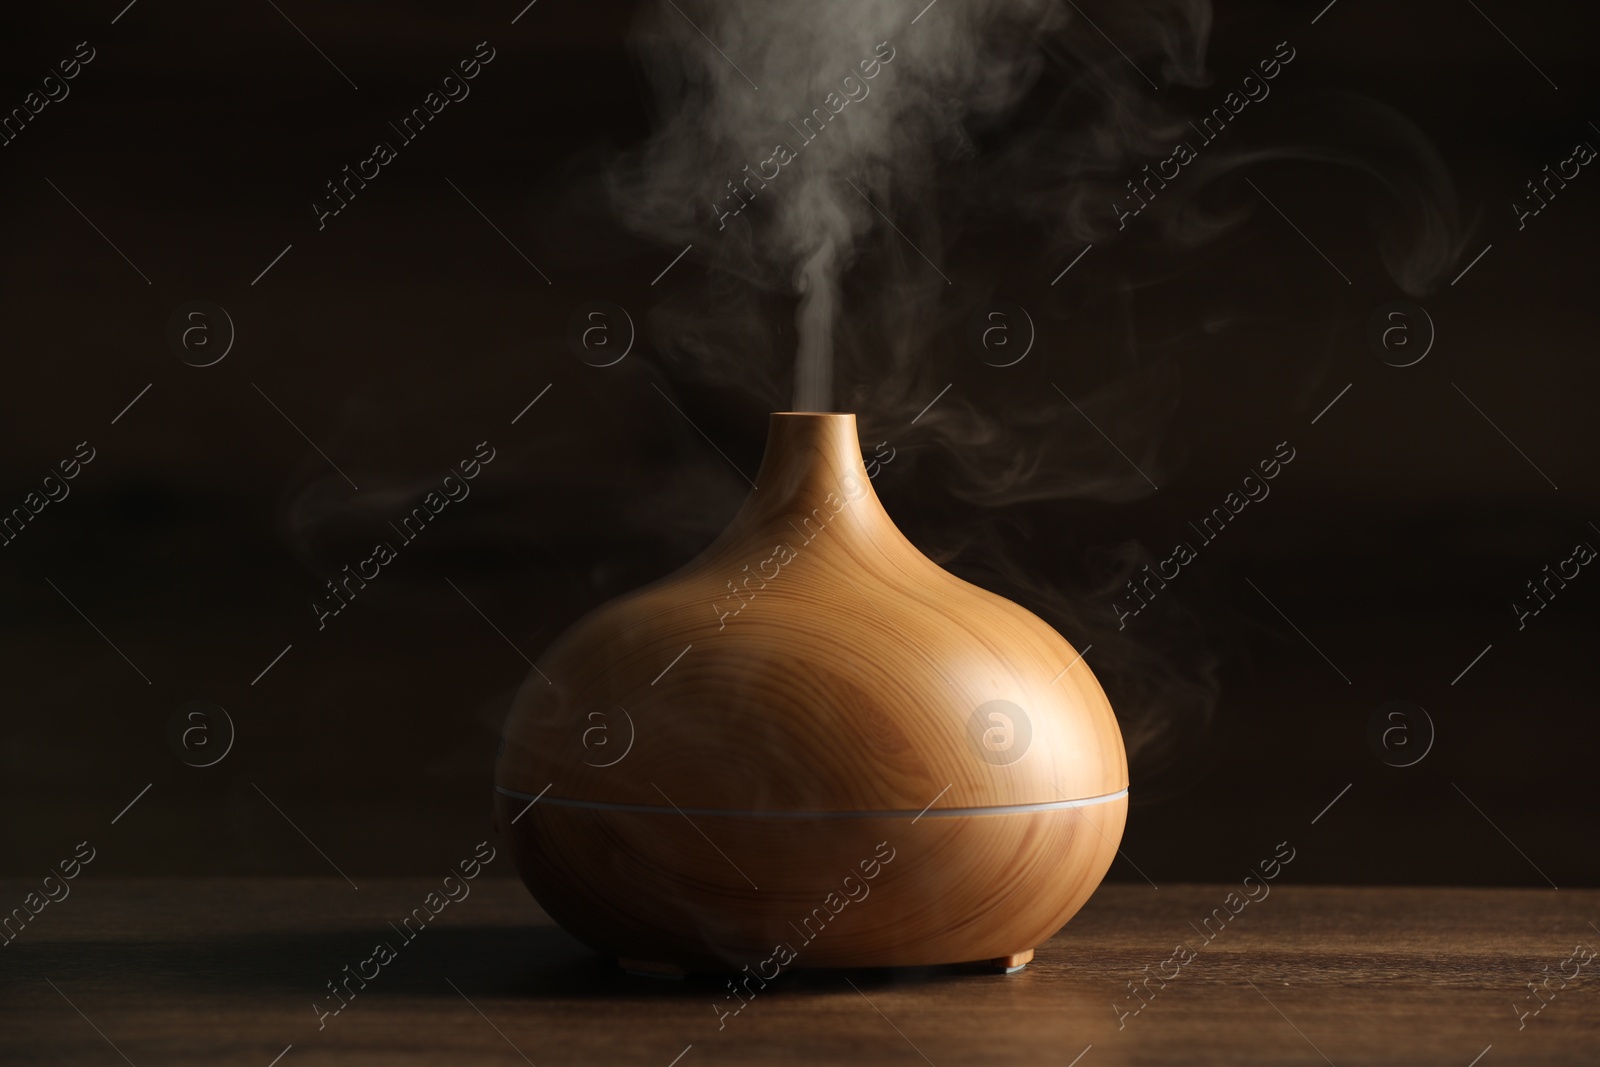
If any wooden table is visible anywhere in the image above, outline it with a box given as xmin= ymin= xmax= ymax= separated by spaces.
xmin=2 ymin=879 xmax=1594 ymax=1065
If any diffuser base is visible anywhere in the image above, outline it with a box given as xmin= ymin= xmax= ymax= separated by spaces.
xmin=618 ymin=950 xmax=1039 ymax=977
xmin=498 ymin=794 xmax=1127 ymax=973
xmin=990 ymin=949 xmax=1034 ymax=973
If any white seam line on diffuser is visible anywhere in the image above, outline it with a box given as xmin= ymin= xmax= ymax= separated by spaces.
xmin=1451 ymin=243 xmax=1493 ymax=286
xmin=267 ymin=1044 xmax=293 ymax=1067
xmin=1051 ymin=383 xmax=1159 ymax=491
xmin=43 ymin=176 xmax=152 ymax=284
xmin=1467 ymin=1045 xmax=1492 ymax=1067
xmin=1051 ymin=244 xmax=1093 ymax=284
xmin=252 ymin=243 xmax=293 ymax=285
xmin=511 ymin=0 xmax=539 ymax=24
xmin=252 ymin=782 xmax=359 ymax=890
xmin=445 ymin=978 xmax=537 ymax=1066
xmin=910 ymin=383 xmax=951 ymax=424
xmin=1310 ymin=383 xmax=1351 ymax=425
xmin=511 ymin=384 xmax=552 ymax=424
xmin=1452 ymin=783 xmax=1557 ymax=889
xmin=1066 ymin=1044 xmax=1092 ymax=1067
xmin=846 ymin=977 xmax=936 ymax=1067
xmin=1310 ymin=782 xmax=1351 ymax=825
xmin=1050 ymin=644 xmax=1093 ymax=686
xmin=1242 ymin=177 xmax=1351 ymax=285
xmin=844 ymin=177 xmax=951 ymax=284
xmin=1451 ymin=643 xmax=1493 ymax=686
xmin=111 ymin=0 xmax=140 ymax=23
xmin=652 ymin=782 xmax=759 ymax=889
xmin=652 ymin=243 xmax=694 ymax=285
xmin=510 ymin=782 xmax=552 ymax=825
xmin=1244 ymin=577 xmax=1352 ymax=684
xmin=909 ymin=0 xmax=940 ymax=25
xmin=110 ymin=383 xmax=152 ymax=425
xmin=445 ymin=578 xmax=553 ymax=684
xmin=251 ymin=643 xmax=294 ymax=686
xmin=652 ymin=644 xmax=692 ymax=685
xmin=1310 ymin=0 xmax=1339 ymax=24
xmin=45 ymin=979 xmax=137 ymax=1067
xmin=43 ymin=576 xmax=152 ymax=684
xmin=912 ymin=784 xmax=952 ymax=824
xmin=446 ymin=177 xmax=552 ymax=284
xmin=1057 ymin=779 xmax=1157 ymax=889
xmin=499 ymin=786 xmax=1129 ymax=819
xmin=663 ymin=0 xmax=758 ymax=90
xmin=1451 ymin=383 xmax=1558 ymax=489
xmin=251 ymin=382 xmax=360 ymax=490
xmin=666 ymin=1044 xmax=693 ymax=1067
xmin=651 ymin=384 xmax=759 ymax=489
xmin=1244 ymin=979 xmax=1336 ymax=1066
xmin=111 ymin=783 xmax=152 ymax=825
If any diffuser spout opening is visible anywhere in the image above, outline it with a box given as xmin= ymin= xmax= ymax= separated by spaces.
xmin=720 ymin=412 xmax=889 ymax=541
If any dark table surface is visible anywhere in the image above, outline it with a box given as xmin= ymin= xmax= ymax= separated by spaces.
xmin=2 ymin=878 xmax=1595 ymax=1065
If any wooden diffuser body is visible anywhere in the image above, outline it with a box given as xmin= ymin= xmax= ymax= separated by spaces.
xmin=495 ymin=412 xmax=1127 ymax=973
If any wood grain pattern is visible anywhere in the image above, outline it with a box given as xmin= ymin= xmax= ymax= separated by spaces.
xmin=493 ymin=795 xmax=1126 ymax=970
xmin=6 ymin=879 xmax=1595 ymax=1066
xmin=495 ymin=412 xmax=1128 ymax=968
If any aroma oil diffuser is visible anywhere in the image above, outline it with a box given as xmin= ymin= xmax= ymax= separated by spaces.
xmin=495 ymin=412 xmax=1127 ymax=973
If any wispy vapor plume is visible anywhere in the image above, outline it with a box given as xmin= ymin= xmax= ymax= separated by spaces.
xmin=278 ymin=0 xmax=1473 ymax=791
xmin=609 ymin=0 xmax=1067 ymax=409
xmin=595 ymin=0 xmax=1470 ymax=784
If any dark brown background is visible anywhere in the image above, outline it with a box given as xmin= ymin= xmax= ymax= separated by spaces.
xmin=1 ymin=0 xmax=1595 ymax=889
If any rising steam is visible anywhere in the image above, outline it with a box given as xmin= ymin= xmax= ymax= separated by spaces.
xmin=793 ymin=234 xmax=839 ymax=411
xmin=602 ymin=0 xmax=1470 ymax=785
xmin=609 ymin=0 xmax=1067 ymax=410
xmin=273 ymin=0 xmax=1473 ymax=796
